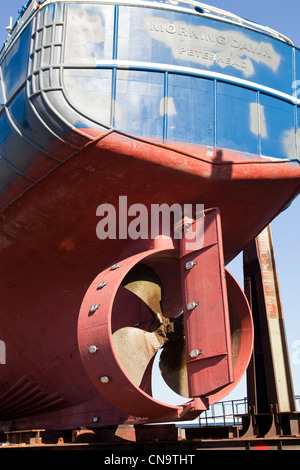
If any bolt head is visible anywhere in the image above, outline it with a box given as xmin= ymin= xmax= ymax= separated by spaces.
xmin=97 ymin=281 xmax=106 ymax=290
xmin=110 ymin=263 xmax=120 ymax=270
xmin=189 ymin=349 xmax=202 ymax=358
xmin=185 ymin=261 xmax=197 ymax=270
xmin=187 ymin=301 xmax=198 ymax=311
xmin=100 ymin=376 xmax=111 ymax=384
xmin=89 ymin=304 xmax=99 ymax=314
xmin=88 ymin=345 xmax=98 ymax=354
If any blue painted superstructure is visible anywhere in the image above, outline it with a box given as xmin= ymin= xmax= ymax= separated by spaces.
xmin=0 ymin=0 xmax=299 ymax=213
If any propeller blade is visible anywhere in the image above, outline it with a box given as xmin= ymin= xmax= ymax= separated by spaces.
xmin=117 ymin=265 xmax=188 ymax=393
xmin=159 ymin=337 xmax=190 ymax=398
xmin=122 ymin=265 xmax=163 ymax=316
xmin=112 ymin=327 xmax=167 ymax=387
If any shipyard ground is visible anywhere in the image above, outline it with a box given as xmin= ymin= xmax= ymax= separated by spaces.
xmin=0 ymin=424 xmax=299 ymax=451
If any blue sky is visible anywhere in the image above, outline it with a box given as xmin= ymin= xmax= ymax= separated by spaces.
xmin=0 ymin=1 xmax=299 ymax=404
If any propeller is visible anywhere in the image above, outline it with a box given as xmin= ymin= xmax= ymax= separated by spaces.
xmin=79 ymin=210 xmax=253 ymax=417
xmin=111 ymin=259 xmax=251 ymax=402
xmin=112 ymin=264 xmax=189 ymax=398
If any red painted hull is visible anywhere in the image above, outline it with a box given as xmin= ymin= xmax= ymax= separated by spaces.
xmin=0 ymin=131 xmax=299 ymax=431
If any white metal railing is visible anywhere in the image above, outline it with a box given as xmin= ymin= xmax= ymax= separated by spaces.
xmin=2 ymin=0 xmax=294 ymax=53
xmin=198 ymin=396 xmax=300 ymax=426
xmin=1 ymin=1 xmax=42 ymax=56
xmin=198 ymin=398 xmax=248 ymax=426
xmin=169 ymin=0 xmax=293 ymax=45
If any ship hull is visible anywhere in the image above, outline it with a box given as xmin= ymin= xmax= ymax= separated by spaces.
xmin=0 ymin=0 xmax=299 ymax=431
xmin=0 ymin=130 xmax=298 ymax=430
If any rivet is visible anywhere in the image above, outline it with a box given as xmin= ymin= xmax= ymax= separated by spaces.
xmin=88 ymin=345 xmax=98 ymax=354
xmin=100 ymin=376 xmax=111 ymax=384
xmin=92 ymin=416 xmax=99 ymax=423
xmin=185 ymin=260 xmax=197 ymax=270
xmin=189 ymin=349 xmax=202 ymax=358
xmin=186 ymin=301 xmax=198 ymax=311
xmin=89 ymin=304 xmax=100 ymax=314
xmin=110 ymin=263 xmax=120 ymax=270
xmin=97 ymin=281 xmax=107 ymax=290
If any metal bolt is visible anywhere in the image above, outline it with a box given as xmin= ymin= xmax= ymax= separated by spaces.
xmin=189 ymin=349 xmax=202 ymax=358
xmin=88 ymin=345 xmax=98 ymax=354
xmin=92 ymin=417 xmax=99 ymax=423
xmin=100 ymin=376 xmax=111 ymax=384
xmin=110 ymin=263 xmax=120 ymax=270
xmin=185 ymin=260 xmax=197 ymax=270
xmin=186 ymin=301 xmax=198 ymax=311
xmin=89 ymin=304 xmax=100 ymax=314
xmin=97 ymin=281 xmax=106 ymax=290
